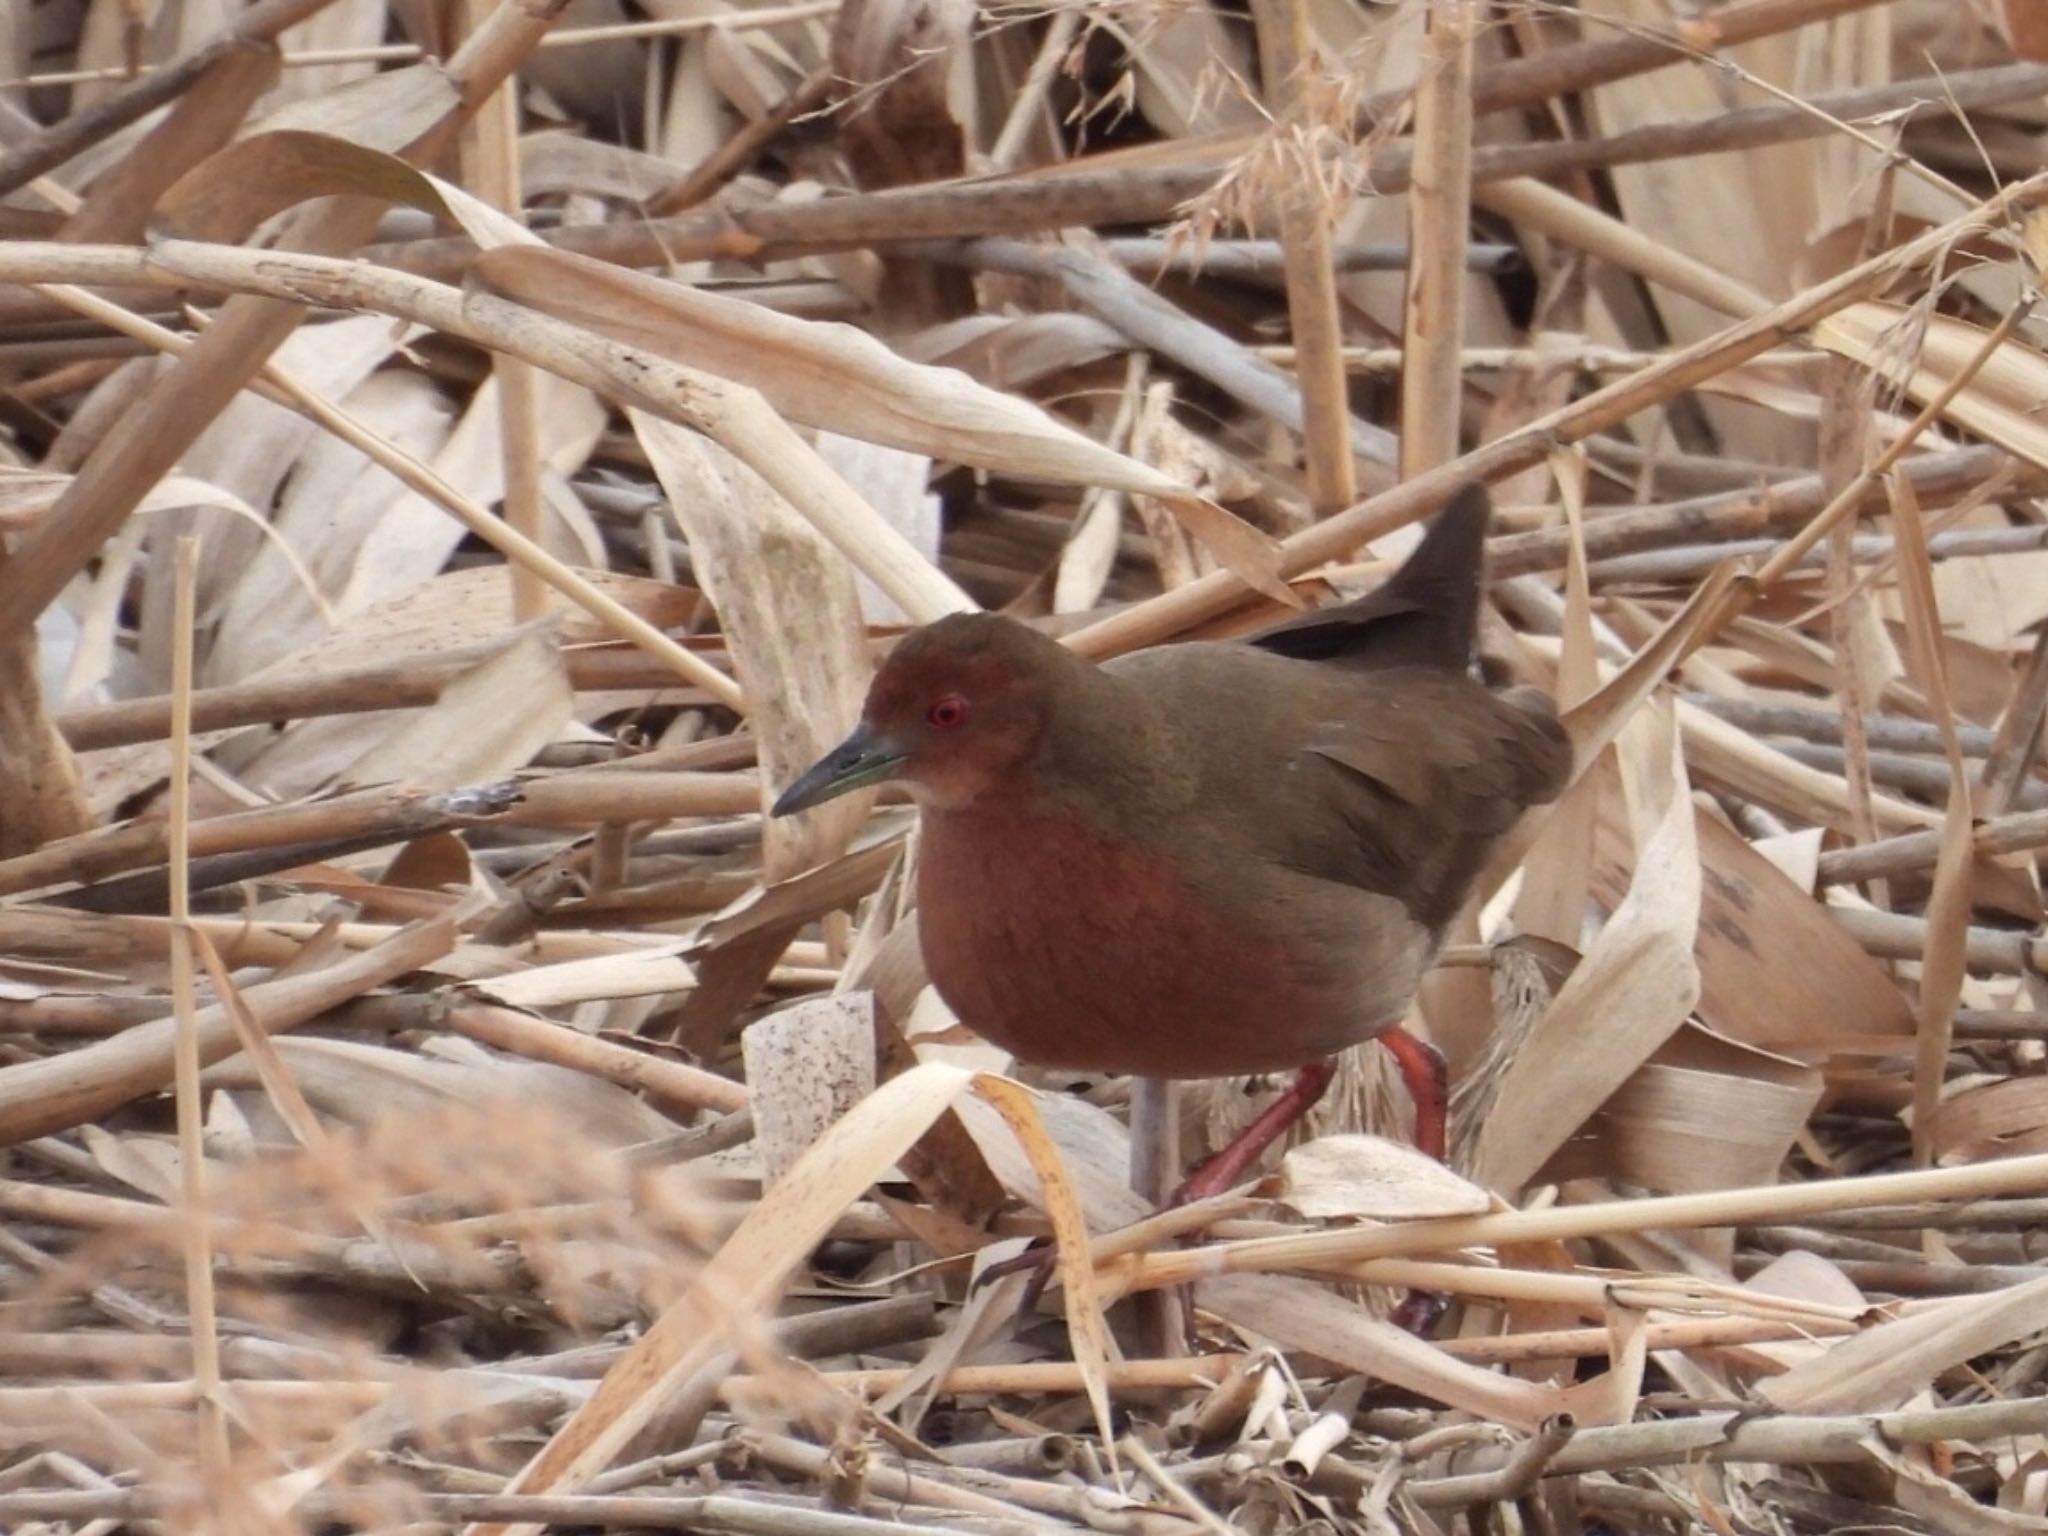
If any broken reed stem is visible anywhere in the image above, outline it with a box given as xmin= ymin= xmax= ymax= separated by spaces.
xmin=1830 ymin=906 xmax=2048 ymax=975
xmin=0 ymin=781 xmax=525 ymax=898
xmin=648 ymin=63 xmax=836 ymax=215
xmin=986 ymin=11 xmax=1081 ymax=173
xmin=167 ymin=536 xmax=232 ymax=1507
xmin=1482 ymin=444 xmax=2016 ymax=578
xmin=1815 ymin=796 xmax=2048 ymax=885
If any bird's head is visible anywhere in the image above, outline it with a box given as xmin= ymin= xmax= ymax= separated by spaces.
xmin=772 ymin=613 xmax=1075 ymax=816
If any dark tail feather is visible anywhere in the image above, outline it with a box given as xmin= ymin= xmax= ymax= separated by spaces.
xmin=1250 ymin=482 xmax=1491 ymax=673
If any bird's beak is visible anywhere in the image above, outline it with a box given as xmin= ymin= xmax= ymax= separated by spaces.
xmin=772 ymin=723 xmax=909 ymax=816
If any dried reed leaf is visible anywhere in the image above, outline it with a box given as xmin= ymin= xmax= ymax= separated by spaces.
xmin=1514 ymin=457 xmax=1600 ymax=947
xmin=210 ymin=1035 xmax=682 ymax=1146
xmin=1817 ymin=302 xmax=2048 ymax=473
xmin=1474 ymin=700 xmax=1700 ymax=1194
xmin=973 ymin=1075 xmax=1122 ymax=1457
xmin=629 ymin=415 xmax=869 ymax=875
xmin=955 ymin=1083 xmax=1569 ymax=1427
xmin=1549 ymin=1024 xmax=1824 ymax=1198
xmin=1925 ymin=1076 xmax=2048 ymax=1160
xmin=339 ymin=630 xmax=572 ymax=790
xmin=1593 ymin=795 xmax=1914 ymax=1053
xmin=1195 ymin=1274 xmax=1571 ymax=1431
xmin=1891 ymin=471 xmax=1976 ymax=1166
xmin=484 ymin=245 xmax=1185 ymax=497
xmin=1760 ymin=1275 xmax=2048 ymax=1414
xmin=464 ymin=945 xmax=698 ymax=1010
xmin=153 ymin=85 xmax=464 ymax=239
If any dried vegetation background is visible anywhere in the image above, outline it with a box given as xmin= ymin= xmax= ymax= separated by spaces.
xmin=3 ymin=0 xmax=2048 ymax=1530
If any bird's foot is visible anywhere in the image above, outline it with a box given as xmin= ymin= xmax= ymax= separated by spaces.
xmin=970 ymin=1235 xmax=1059 ymax=1312
xmin=1388 ymin=1286 xmax=1449 ymax=1338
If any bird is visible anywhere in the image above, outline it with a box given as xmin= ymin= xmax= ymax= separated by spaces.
xmin=773 ymin=482 xmax=1570 ymax=1215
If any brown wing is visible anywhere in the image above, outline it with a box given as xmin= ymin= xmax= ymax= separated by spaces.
xmin=1280 ymin=668 xmax=1571 ymax=931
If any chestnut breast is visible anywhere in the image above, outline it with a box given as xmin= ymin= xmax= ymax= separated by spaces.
xmin=912 ymin=643 xmax=1460 ymax=1078
xmin=916 ymin=799 xmax=1428 ymax=1077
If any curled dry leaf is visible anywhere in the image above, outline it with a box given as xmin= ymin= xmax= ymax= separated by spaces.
xmin=1474 ymin=699 xmax=1702 ymax=1194
xmin=1816 ymin=302 xmax=2048 ymax=475
xmin=1277 ymin=1132 xmax=1493 ymax=1220
xmin=339 ymin=629 xmax=573 ymax=791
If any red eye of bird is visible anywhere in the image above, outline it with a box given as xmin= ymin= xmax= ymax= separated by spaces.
xmin=927 ymin=694 xmax=968 ymax=729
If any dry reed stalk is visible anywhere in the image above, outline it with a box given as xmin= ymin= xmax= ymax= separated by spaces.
xmin=351 ymin=2 xmax=1923 ymax=284
xmin=6 ymin=2 xmax=840 ymax=88
xmin=0 ymin=912 xmax=458 ymax=1143
xmin=57 ymin=641 xmax=723 ymax=749
xmin=1748 ymin=301 xmax=2038 ymax=593
xmin=447 ymin=1003 xmax=748 ymax=1114
xmin=11 ymin=0 xmax=2048 ymax=1522
xmin=165 ymin=536 xmax=232 ymax=1509
xmin=0 ymin=782 xmax=521 ymax=898
xmin=461 ymin=0 xmax=547 ymax=625
xmin=1400 ymin=0 xmax=1478 ymax=479
xmin=1249 ymin=0 xmax=1354 ymax=513
xmin=1484 ymin=444 xmax=2017 ymax=576
xmin=1831 ymin=906 xmax=2048 ymax=973
xmin=1126 ymin=1150 xmax=2048 ymax=1288
xmin=1475 ymin=176 xmax=1772 ymax=321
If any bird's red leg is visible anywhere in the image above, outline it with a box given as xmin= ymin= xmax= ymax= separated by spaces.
xmin=1378 ymin=1026 xmax=1447 ymax=1162
xmin=1170 ymin=1059 xmax=1337 ymax=1206
xmin=1378 ymin=1025 xmax=1452 ymax=1335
